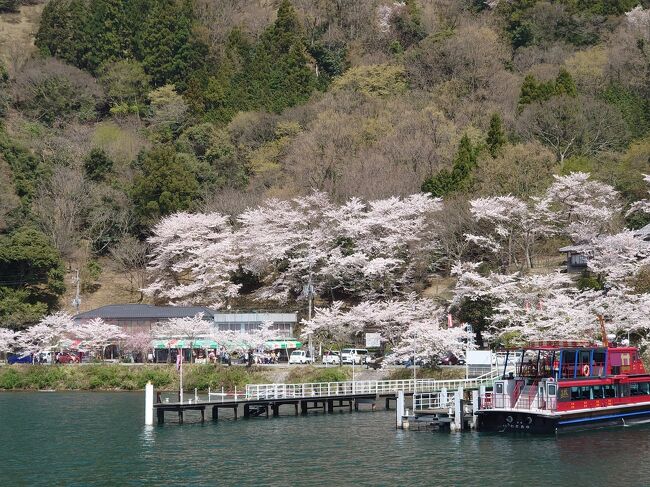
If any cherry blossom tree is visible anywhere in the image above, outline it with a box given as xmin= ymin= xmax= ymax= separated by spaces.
xmin=626 ymin=5 xmax=650 ymax=31
xmin=585 ymin=230 xmax=650 ymax=285
xmin=209 ymin=321 xmax=278 ymax=353
xmin=301 ymin=294 xmax=460 ymax=356
xmin=322 ymin=193 xmax=442 ymax=300
xmin=0 ymin=328 xmax=16 ymax=355
xmin=15 ymin=312 xmax=75 ymax=356
xmin=541 ymin=172 xmax=620 ymax=243
xmin=147 ymin=192 xmax=444 ymax=307
xmin=75 ymin=318 xmax=127 ymax=359
xmin=123 ymin=331 xmax=154 ymax=361
xmin=152 ymin=313 xmax=213 ymax=342
xmin=388 ymin=316 xmax=467 ymax=365
xmin=152 ymin=313 xmax=214 ymax=363
xmin=144 ymin=212 xmax=240 ymax=307
xmin=466 ymin=196 xmax=553 ymax=269
xmin=450 ymin=260 xmax=650 ymax=344
xmin=236 ymin=191 xmax=334 ymax=303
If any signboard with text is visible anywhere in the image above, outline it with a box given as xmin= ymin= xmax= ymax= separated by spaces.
xmin=365 ymin=333 xmax=381 ymax=348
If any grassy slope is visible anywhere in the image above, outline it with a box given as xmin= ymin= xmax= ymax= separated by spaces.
xmin=0 ymin=5 xmax=43 ymax=74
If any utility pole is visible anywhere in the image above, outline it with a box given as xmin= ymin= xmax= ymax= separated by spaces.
xmin=72 ymin=269 xmax=81 ymax=313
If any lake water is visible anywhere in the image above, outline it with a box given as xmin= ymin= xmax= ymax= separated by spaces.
xmin=2 ymin=392 xmax=650 ymax=486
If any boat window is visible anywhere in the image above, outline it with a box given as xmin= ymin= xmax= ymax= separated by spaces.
xmin=547 ymin=384 xmax=556 ymax=396
xmin=570 ymin=387 xmax=581 ymax=400
xmin=495 ymin=382 xmax=504 ymax=394
xmin=631 ymin=383 xmax=640 ymax=396
xmin=558 ymin=388 xmax=571 ymax=401
xmin=639 ymin=383 xmax=650 ymax=395
xmin=561 ymin=350 xmax=577 ymax=378
xmin=604 ymin=385 xmax=616 ymax=398
xmin=592 ymin=385 xmax=604 ymax=399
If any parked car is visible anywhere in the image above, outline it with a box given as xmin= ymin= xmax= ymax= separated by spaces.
xmin=341 ymin=348 xmax=369 ymax=365
xmin=436 ymin=353 xmax=465 ymax=366
xmin=56 ymin=352 xmax=80 ymax=364
xmin=39 ymin=351 xmax=55 ymax=364
xmin=322 ymin=351 xmax=341 ymax=365
xmin=7 ymin=353 xmax=33 ymax=365
xmin=403 ymin=357 xmax=430 ymax=368
xmin=288 ymin=350 xmax=315 ymax=364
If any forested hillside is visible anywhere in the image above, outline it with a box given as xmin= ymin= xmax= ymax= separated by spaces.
xmin=1 ymin=0 xmax=649 ymax=331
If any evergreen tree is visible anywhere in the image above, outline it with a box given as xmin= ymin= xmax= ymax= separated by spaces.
xmin=421 ymin=168 xmax=457 ymax=198
xmin=519 ymin=69 xmax=578 ymax=109
xmin=0 ymin=227 xmax=65 ymax=329
xmin=422 ymin=135 xmax=478 ymax=197
xmin=36 ymin=0 xmax=90 ymax=67
xmin=248 ymin=0 xmax=316 ymax=113
xmin=140 ymin=0 xmax=209 ymax=90
xmin=82 ymin=0 xmax=132 ymax=73
xmin=554 ymin=68 xmax=577 ymax=97
xmin=131 ymin=146 xmax=200 ymax=225
xmin=450 ymin=135 xmax=478 ymax=190
xmin=204 ymin=28 xmax=254 ymax=122
xmin=486 ymin=113 xmax=507 ymax=157
xmin=84 ymin=148 xmax=114 ymax=182
xmin=0 ymin=0 xmax=19 ymax=13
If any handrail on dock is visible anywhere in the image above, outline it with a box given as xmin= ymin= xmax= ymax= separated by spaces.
xmin=244 ymin=374 xmax=495 ymax=401
xmin=153 ymin=368 xmax=502 ymax=406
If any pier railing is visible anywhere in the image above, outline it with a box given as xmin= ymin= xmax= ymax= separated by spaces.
xmin=154 ymin=369 xmax=500 ymax=405
xmin=245 ymin=375 xmax=495 ymax=400
xmin=413 ymin=392 xmax=457 ymax=411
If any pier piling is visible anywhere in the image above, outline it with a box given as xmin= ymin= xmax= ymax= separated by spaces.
xmin=145 ymin=382 xmax=154 ymax=426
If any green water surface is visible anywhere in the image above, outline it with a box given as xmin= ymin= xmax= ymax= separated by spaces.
xmin=1 ymin=392 xmax=650 ymax=486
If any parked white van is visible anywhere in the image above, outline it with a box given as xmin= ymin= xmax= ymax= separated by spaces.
xmin=288 ymin=350 xmax=315 ymax=364
xmin=341 ymin=348 xmax=368 ymax=365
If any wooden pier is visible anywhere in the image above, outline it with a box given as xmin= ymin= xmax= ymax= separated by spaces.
xmin=153 ymin=393 xmax=381 ymax=424
xmin=147 ymin=374 xmax=498 ymax=426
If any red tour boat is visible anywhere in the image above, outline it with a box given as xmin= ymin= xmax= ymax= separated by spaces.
xmin=478 ymin=339 xmax=650 ymax=433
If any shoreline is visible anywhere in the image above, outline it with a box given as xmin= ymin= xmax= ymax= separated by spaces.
xmin=0 ymin=363 xmax=464 ymax=392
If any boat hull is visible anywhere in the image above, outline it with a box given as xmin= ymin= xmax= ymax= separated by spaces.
xmin=478 ymin=403 xmax=650 ymax=434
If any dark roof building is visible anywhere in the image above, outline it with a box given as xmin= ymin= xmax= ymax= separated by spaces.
xmin=73 ymin=305 xmax=298 ymax=336
xmin=73 ymin=304 xmax=215 ymax=334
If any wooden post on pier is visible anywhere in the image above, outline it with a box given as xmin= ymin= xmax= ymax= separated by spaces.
xmin=157 ymin=408 xmax=164 ymax=425
xmin=327 ymin=400 xmax=334 ymax=413
xmin=301 ymin=401 xmax=307 ymax=415
xmin=212 ymin=406 xmax=218 ymax=421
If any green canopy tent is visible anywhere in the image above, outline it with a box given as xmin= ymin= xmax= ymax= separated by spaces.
xmin=192 ymin=339 xmax=219 ymax=349
xmin=264 ymin=339 xmax=302 ymax=350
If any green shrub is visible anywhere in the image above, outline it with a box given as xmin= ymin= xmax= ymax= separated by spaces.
xmin=0 ymin=367 xmax=23 ymax=389
xmin=286 ymin=366 xmax=350 ymax=384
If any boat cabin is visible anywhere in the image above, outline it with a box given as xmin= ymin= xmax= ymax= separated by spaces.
xmin=486 ymin=340 xmax=649 ymax=413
